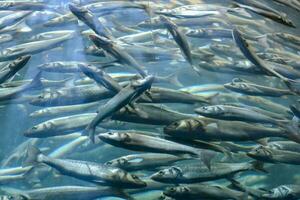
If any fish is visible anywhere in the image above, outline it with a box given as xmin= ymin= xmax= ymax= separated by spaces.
xmin=105 ymin=153 xmax=192 ymax=171
xmin=164 ymin=118 xmax=294 ymax=142
xmin=224 ymin=78 xmax=295 ymax=97
xmin=185 ymin=28 xmax=233 ymax=39
xmin=232 ymin=28 xmax=291 ymax=82
xmin=0 ymin=11 xmax=32 ymax=30
xmin=232 ymin=1 xmax=295 ymax=27
xmin=89 ymin=34 xmax=148 ymax=77
xmin=163 ymin=184 xmax=251 ymax=200
xmin=0 ymin=71 xmax=42 ymax=102
xmin=0 ymin=55 xmax=30 ymax=84
xmin=85 ymin=76 xmax=154 ymax=142
xmin=1 ymin=186 xmax=130 ymax=200
xmin=69 ymin=4 xmax=111 ymax=38
xmin=0 ymin=1 xmax=57 ymax=11
xmin=24 ymin=113 xmax=97 ymax=138
xmin=29 ymin=102 xmax=99 ymax=119
xmin=273 ymin=0 xmax=300 ymax=12
xmin=112 ymin=103 xmax=195 ymax=125
xmin=247 ymin=145 xmax=300 ymax=165
xmin=160 ymin=15 xmax=193 ymax=66
xmin=23 ymin=145 xmax=146 ymax=188
xmin=194 ymin=105 xmax=287 ymax=125
xmin=0 ymin=32 xmax=74 ymax=61
xmin=78 ymin=63 xmax=122 ymax=93
xmin=0 ymin=76 xmax=70 ymax=88
xmin=98 ymin=131 xmax=217 ymax=169
xmin=262 ymin=185 xmax=300 ymax=199
xmin=150 ymin=160 xmax=265 ymax=183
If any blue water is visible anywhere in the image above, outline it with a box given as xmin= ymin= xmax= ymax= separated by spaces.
xmin=0 ymin=0 xmax=299 ymax=199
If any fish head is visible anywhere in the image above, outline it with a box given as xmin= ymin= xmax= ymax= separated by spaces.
xmin=8 ymin=55 xmax=31 ymax=70
xmin=30 ymin=91 xmax=59 ymax=106
xmin=29 ymin=108 xmax=50 ymax=118
xmin=98 ymin=132 xmax=131 ymax=144
xmin=224 ymin=78 xmax=250 ymax=92
xmin=105 ymin=157 xmax=128 ymax=168
xmin=163 ymin=186 xmax=191 ymax=197
xmin=185 ymin=29 xmax=203 ymax=37
xmin=262 ymin=185 xmax=293 ymax=199
xmin=89 ymin=34 xmax=112 ymax=49
xmin=159 ymin=15 xmax=176 ymax=30
xmin=131 ymin=75 xmax=154 ymax=91
xmin=150 ymin=166 xmax=183 ymax=182
xmin=69 ymin=3 xmax=88 ymax=18
xmin=24 ymin=120 xmax=56 ymax=137
xmin=247 ymin=145 xmax=273 ymax=160
xmin=195 ymin=105 xmax=225 ymax=116
xmin=110 ymin=169 xmax=146 ymax=188
xmin=2 ymin=195 xmax=27 ymax=200
xmin=164 ymin=118 xmax=205 ymax=137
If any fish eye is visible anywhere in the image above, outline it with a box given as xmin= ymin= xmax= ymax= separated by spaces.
xmin=32 ymin=126 xmax=38 ymax=130
xmin=108 ymin=132 xmax=113 ymax=135
xmin=170 ymin=187 xmax=176 ymax=192
xmin=132 ymin=175 xmax=138 ymax=179
xmin=106 ymin=161 xmax=112 ymax=165
xmin=183 ymin=187 xmax=190 ymax=192
xmin=173 ymin=121 xmax=179 ymax=126
xmin=159 ymin=171 xmax=164 ymax=175
xmin=202 ymin=106 xmax=207 ymax=110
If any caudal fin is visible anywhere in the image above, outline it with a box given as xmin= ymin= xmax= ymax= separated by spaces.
xmin=164 ymin=72 xmax=183 ymax=87
xmin=23 ymin=145 xmax=42 ymax=167
xmin=26 ymin=71 xmax=43 ymax=90
xmin=199 ymin=150 xmax=217 ymax=170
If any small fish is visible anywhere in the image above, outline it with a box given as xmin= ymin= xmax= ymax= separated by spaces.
xmin=160 ymin=15 xmax=193 ymax=66
xmin=247 ymin=145 xmax=300 ymax=165
xmin=98 ymin=131 xmax=217 ymax=169
xmin=89 ymin=34 xmax=147 ymax=78
xmin=105 ymin=153 xmax=191 ymax=171
xmin=23 ymin=145 xmax=146 ymax=188
xmin=151 ymin=160 xmax=265 ymax=183
xmin=0 ymin=55 xmax=30 ymax=84
xmin=164 ymin=118 xmax=292 ymax=142
xmin=2 ymin=186 xmax=130 ymax=200
xmin=163 ymin=184 xmax=251 ymax=200
xmin=0 ymin=32 xmax=74 ymax=61
xmin=262 ymin=185 xmax=300 ymax=199
xmin=224 ymin=78 xmax=295 ymax=97
xmin=69 ymin=4 xmax=111 ymax=38
xmin=185 ymin=28 xmax=233 ymax=39
xmin=195 ymin=105 xmax=286 ymax=125
xmin=85 ymin=76 xmax=154 ymax=142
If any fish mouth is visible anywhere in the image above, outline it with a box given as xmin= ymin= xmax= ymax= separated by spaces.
xmin=137 ymin=180 xmax=147 ymax=188
xmin=223 ymin=83 xmax=234 ymax=89
xmin=149 ymin=173 xmax=159 ymax=181
xmin=29 ymin=112 xmax=37 ymax=117
xmin=163 ymin=126 xmax=174 ymax=135
xmin=246 ymin=152 xmax=256 ymax=158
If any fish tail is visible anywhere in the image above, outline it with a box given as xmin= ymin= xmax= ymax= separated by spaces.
xmin=23 ymin=145 xmax=43 ymax=167
xmin=198 ymin=150 xmax=217 ymax=170
xmin=27 ymin=71 xmax=43 ymax=90
xmin=251 ymin=160 xmax=268 ymax=173
xmin=112 ymin=188 xmax=136 ymax=200
xmin=164 ymin=72 xmax=183 ymax=87
xmin=84 ymin=126 xmax=96 ymax=143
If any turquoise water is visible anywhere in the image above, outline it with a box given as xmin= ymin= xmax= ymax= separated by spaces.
xmin=0 ymin=0 xmax=299 ymax=199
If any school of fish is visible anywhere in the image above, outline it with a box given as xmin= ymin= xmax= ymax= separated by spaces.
xmin=0 ymin=0 xmax=299 ymax=199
